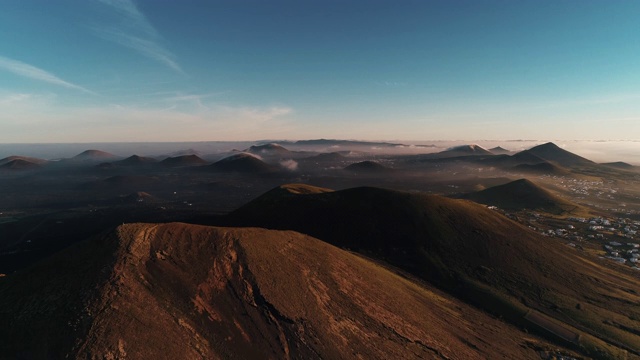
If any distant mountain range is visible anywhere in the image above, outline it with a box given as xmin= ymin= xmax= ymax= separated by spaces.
xmin=274 ymin=139 xmax=435 ymax=148
xmin=0 ymin=142 xmax=636 ymax=176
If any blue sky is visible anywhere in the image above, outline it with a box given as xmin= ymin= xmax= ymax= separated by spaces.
xmin=1 ymin=0 xmax=639 ymax=142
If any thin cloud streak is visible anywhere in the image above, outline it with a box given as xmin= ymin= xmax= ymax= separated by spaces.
xmin=0 ymin=100 xmax=296 ymax=142
xmin=95 ymin=28 xmax=183 ymax=73
xmin=0 ymin=55 xmax=95 ymax=94
xmin=0 ymin=93 xmax=31 ymax=105
xmin=96 ymin=0 xmax=183 ymax=73
xmin=97 ymin=0 xmax=157 ymax=37
xmin=163 ymin=93 xmax=225 ymax=102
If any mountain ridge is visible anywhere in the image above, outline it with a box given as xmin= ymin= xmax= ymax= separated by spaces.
xmin=0 ymin=222 xmax=562 ymax=359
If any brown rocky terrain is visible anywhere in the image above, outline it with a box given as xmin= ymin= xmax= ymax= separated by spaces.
xmin=0 ymin=223 xmax=566 ymax=359
xmin=227 ymin=184 xmax=640 ymax=358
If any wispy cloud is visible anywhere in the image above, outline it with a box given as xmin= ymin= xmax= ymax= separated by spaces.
xmin=159 ymin=92 xmax=227 ymax=111
xmin=0 ymin=98 xmax=295 ymax=142
xmin=0 ymin=93 xmax=31 ymax=105
xmin=215 ymin=105 xmax=293 ymax=124
xmin=96 ymin=29 xmax=183 ymax=73
xmin=96 ymin=0 xmax=183 ymax=73
xmin=163 ymin=93 xmax=224 ymax=103
xmin=97 ymin=0 xmax=157 ymax=36
xmin=0 ymin=55 xmax=95 ymax=94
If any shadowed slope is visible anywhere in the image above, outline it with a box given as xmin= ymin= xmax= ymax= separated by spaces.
xmin=511 ymin=151 xmax=548 ymax=164
xmin=344 ymin=160 xmax=392 ymax=173
xmin=601 ymin=162 xmax=634 ymax=169
xmin=303 ymin=152 xmax=346 ymax=162
xmin=463 ymin=179 xmax=580 ymax=214
xmin=516 ymin=143 xmax=594 ymax=167
xmin=0 ymin=223 xmax=558 ymax=359
xmin=0 ymin=159 xmax=42 ymax=170
xmin=0 ymin=155 xmax=48 ymax=166
xmin=489 ymin=146 xmax=511 ymax=155
xmin=209 ymin=153 xmax=277 ymax=173
xmin=113 ymin=155 xmax=158 ymax=166
xmin=512 ymin=162 xmax=569 ymax=175
xmin=73 ymin=150 xmax=118 ymax=160
xmin=160 ymin=154 xmax=208 ymax=167
xmin=247 ymin=143 xmax=290 ymax=156
xmin=229 ymin=185 xmax=640 ymax=357
xmin=433 ymin=144 xmax=494 ymax=158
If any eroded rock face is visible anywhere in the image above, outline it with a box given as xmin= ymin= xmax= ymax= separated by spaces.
xmin=0 ymin=222 xmax=556 ymax=359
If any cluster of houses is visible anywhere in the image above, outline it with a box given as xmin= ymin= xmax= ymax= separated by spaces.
xmin=535 ymin=215 xmax=640 ymax=269
xmin=555 ymin=178 xmax=640 ymax=215
xmin=604 ymin=241 xmax=640 ymax=265
xmin=567 ymin=216 xmax=639 ymax=240
xmin=494 ymin=206 xmax=640 ymax=269
xmin=557 ymin=178 xmax=605 ymax=197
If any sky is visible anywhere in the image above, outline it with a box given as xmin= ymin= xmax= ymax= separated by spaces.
xmin=1 ymin=0 xmax=640 ymax=143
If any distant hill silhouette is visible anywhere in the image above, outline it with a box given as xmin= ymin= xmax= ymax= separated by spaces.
xmin=463 ymin=179 xmax=580 ymax=214
xmin=489 ymin=146 xmax=511 ymax=155
xmin=113 ymin=155 xmax=158 ymax=166
xmin=293 ymin=139 xmax=403 ymax=147
xmin=164 ymin=148 xmax=202 ymax=157
xmin=73 ymin=149 xmax=118 ymax=160
xmin=303 ymin=152 xmax=346 ymax=162
xmin=344 ymin=160 xmax=392 ymax=173
xmin=515 ymin=142 xmax=594 ymax=167
xmin=424 ymin=144 xmax=494 ymax=159
xmin=246 ymin=143 xmax=290 ymax=155
xmin=209 ymin=153 xmax=276 ymax=173
xmin=446 ymin=144 xmax=493 ymax=155
xmin=160 ymin=154 xmax=208 ymax=167
xmin=0 ymin=155 xmax=48 ymax=166
xmin=0 ymin=158 xmax=43 ymax=170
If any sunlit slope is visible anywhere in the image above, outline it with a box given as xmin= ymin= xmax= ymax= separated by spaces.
xmin=0 ymin=222 xmax=560 ymax=359
xmin=230 ymin=185 xmax=640 ymax=358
